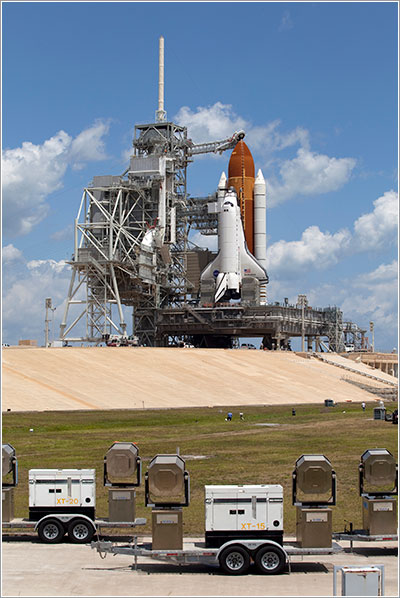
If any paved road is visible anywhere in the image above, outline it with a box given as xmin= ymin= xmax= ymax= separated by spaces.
xmin=1 ymin=536 xmax=398 ymax=596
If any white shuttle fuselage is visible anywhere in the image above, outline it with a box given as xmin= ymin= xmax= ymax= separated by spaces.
xmin=201 ymin=186 xmax=268 ymax=303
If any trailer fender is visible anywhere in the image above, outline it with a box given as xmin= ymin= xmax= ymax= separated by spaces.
xmin=34 ymin=513 xmax=96 ymax=533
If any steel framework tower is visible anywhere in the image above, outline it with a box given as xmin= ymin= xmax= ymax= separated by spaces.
xmin=59 ymin=37 xmax=244 ymax=346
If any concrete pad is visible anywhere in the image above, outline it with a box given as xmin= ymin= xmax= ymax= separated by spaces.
xmin=1 ymin=536 xmax=398 ymax=596
xmin=2 ymin=347 xmax=393 ymax=412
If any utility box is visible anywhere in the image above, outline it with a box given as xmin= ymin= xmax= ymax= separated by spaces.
xmin=373 ymin=407 xmax=386 ymax=420
xmin=204 ymin=485 xmax=284 ymax=548
xmin=151 ymin=509 xmax=183 ymax=550
xmin=108 ymin=488 xmax=136 ymax=522
xmin=296 ymin=507 xmax=332 ymax=548
xmin=333 ymin=565 xmax=384 ymax=596
xmin=29 ymin=469 xmax=96 ymax=521
xmin=2 ymin=487 xmax=14 ymax=522
xmin=324 ymin=399 xmax=334 ymax=407
xmin=362 ymin=497 xmax=397 ymax=535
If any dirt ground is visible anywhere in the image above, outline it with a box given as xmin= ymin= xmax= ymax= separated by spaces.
xmin=2 ymin=347 xmax=395 ymax=412
xmin=1 ymin=535 xmax=398 ymax=597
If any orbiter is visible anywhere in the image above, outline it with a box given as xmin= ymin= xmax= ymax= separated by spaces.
xmin=200 ymin=141 xmax=269 ymax=305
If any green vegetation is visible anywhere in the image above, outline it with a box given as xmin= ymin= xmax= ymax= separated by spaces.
xmin=2 ymin=402 xmax=398 ymax=537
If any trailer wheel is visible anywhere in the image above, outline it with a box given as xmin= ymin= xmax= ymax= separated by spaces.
xmin=255 ymin=546 xmax=285 ymax=575
xmin=219 ymin=546 xmax=250 ymax=575
xmin=68 ymin=519 xmax=94 ymax=543
xmin=37 ymin=518 xmax=65 ymax=544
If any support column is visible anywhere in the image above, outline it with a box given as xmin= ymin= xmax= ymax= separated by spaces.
xmin=275 ymin=333 xmax=282 ymax=351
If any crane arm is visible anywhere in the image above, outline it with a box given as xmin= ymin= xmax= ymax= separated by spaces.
xmin=186 ymin=130 xmax=245 ymax=156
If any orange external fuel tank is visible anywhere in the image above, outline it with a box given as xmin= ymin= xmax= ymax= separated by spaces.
xmin=228 ymin=140 xmax=255 ymax=254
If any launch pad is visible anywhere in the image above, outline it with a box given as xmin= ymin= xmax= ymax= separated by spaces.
xmin=58 ymin=37 xmax=369 ymax=354
xmin=155 ymin=303 xmax=350 ymax=350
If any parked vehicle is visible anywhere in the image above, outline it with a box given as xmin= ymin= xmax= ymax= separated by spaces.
xmin=104 ymin=334 xmax=139 ymax=347
xmin=91 ymin=481 xmax=343 ymax=575
xmin=2 ymin=468 xmax=145 ymax=543
xmin=344 ymin=344 xmax=355 ymax=352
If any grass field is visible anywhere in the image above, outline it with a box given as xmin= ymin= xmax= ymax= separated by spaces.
xmin=2 ymin=402 xmax=398 ymax=537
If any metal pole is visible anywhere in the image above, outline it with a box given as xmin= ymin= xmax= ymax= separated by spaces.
xmin=156 ymin=36 xmax=166 ymax=122
xmin=74 ymin=218 xmax=78 ymax=260
xmin=298 ymin=295 xmax=307 ymax=353
xmin=134 ymin=535 xmax=138 ymax=571
xmin=45 ymin=298 xmax=52 ymax=347
xmin=51 ymin=306 xmax=56 ymax=345
xmin=370 ymin=321 xmax=375 ymax=352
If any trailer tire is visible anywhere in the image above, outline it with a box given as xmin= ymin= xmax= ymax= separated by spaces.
xmin=67 ymin=519 xmax=94 ymax=543
xmin=37 ymin=518 xmax=65 ymax=544
xmin=219 ymin=545 xmax=250 ymax=575
xmin=254 ymin=546 xmax=285 ymax=575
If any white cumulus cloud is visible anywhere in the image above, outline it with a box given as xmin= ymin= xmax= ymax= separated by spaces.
xmin=267 ymin=148 xmax=356 ymax=206
xmin=27 ymin=258 xmax=69 ymax=274
xmin=174 ymin=102 xmax=356 ymax=205
xmin=175 ymin=102 xmax=247 ymax=143
xmin=2 ymin=257 xmax=72 ymax=345
xmin=247 ymin=120 xmax=310 ymax=156
xmin=2 ymin=121 xmax=110 ymax=237
xmin=353 ymin=260 xmax=398 ymax=285
xmin=340 ymin=260 xmax=398 ymax=334
xmin=267 ymin=225 xmax=352 ymax=278
xmin=70 ymin=119 xmax=110 ymax=164
xmin=266 ymin=189 xmax=397 ymax=279
xmin=353 ymin=190 xmax=398 ymax=250
xmin=2 ymin=244 xmax=23 ymax=265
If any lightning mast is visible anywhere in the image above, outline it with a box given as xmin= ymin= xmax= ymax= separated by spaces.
xmin=156 ymin=36 xmax=167 ymax=122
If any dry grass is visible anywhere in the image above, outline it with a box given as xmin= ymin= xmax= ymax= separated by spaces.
xmin=2 ymin=402 xmax=398 ymax=536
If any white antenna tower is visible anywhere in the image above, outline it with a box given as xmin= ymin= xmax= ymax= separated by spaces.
xmin=155 ymin=35 xmax=167 ymax=122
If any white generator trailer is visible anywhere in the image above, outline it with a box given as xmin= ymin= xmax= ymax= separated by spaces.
xmin=3 ymin=468 xmax=146 ymax=543
xmin=91 ymin=484 xmax=342 ymax=575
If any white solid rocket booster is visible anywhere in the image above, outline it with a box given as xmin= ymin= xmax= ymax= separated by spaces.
xmin=253 ymin=169 xmax=267 ymax=269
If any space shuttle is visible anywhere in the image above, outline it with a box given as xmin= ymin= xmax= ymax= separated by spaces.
xmin=200 ymin=141 xmax=269 ymax=305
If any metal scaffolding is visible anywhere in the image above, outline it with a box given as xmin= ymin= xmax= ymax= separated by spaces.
xmin=59 ymin=122 xmax=245 ymax=345
xmin=153 ymin=302 xmax=350 ymax=351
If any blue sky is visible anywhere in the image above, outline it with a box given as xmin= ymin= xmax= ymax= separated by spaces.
xmin=2 ymin=1 xmax=398 ymax=351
